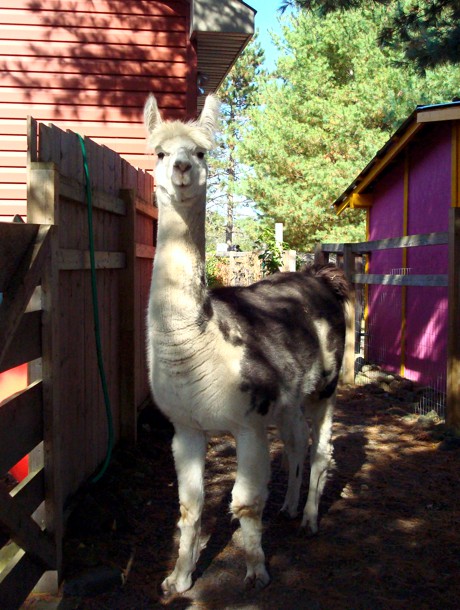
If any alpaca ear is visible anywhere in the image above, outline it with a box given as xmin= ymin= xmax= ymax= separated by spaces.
xmin=198 ymin=95 xmax=220 ymax=140
xmin=144 ymin=94 xmax=162 ymax=134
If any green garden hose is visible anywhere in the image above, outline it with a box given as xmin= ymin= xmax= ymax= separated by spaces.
xmin=77 ymin=134 xmax=114 ymax=483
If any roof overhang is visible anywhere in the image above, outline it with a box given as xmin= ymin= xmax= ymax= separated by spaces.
xmin=333 ymin=101 xmax=460 ymax=215
xmin=189 ymin=0 xmax=256 ymax=107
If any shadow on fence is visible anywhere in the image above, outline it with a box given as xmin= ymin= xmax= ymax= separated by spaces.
xmin=0 ymin=119 xmax=156 ymax=607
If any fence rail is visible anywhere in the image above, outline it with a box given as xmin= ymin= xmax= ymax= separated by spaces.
xmin=316 ymin=211 xmax=460 ymax=430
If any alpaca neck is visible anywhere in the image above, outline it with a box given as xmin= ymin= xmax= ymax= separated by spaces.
xmin=151 ymin=189 xmax=207 ymax=326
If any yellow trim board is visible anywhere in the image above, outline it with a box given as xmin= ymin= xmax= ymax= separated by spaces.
xmin=350 ymin=193 xmax=373 ymax=208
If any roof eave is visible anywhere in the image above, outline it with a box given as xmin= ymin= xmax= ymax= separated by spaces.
xmin=190 ymin=0 xmax=256 ymax=107
xmin=333 ymin=101 xmax=460 ymax=215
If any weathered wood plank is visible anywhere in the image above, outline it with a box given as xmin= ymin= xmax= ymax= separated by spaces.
xmin=57 ymin=249 xmax=126 ymax=270
xmin=353 ymin=273 xmax=448 ymax=287
xmin=0 ymin=310 xmax=42 ymax=374
xmin=135 ymin=243 xmax=156 ymax=259
xmin=320 ymin=242 xmax=345 ymax=254
xmin=0 ymin=223 xmax=39 ymax=291
xmin=59 ymin=174 xmax=126 ymax=215
xmin=0 ymin=225 xmax=51 ymax=371
xmin=27 ymin=157 xmax=63 ymax=576
xmin=0 ymin=543 xmax=45 ymax=610
xmin=119 ymin=189 xmax=138 ymax=443
xmin=342 ymin=245 xmax=356 ymax=384
xmin=10 ymin=468 xmax=45 ymax=520
xmin=27 ymin=163 xmax=60 ymax=226
xmin=135 ymin=197 xmax=158 ymax=219
xmin=27 ymin=116 xmax=38 ymax=164
xmin=314 ymin=243 xmax=330 ymax=264
xmin=0 ymin=484 xmax=56 ymax=568
xmin=320 ymin=232 xmax=448 ymax=255
xmin=0 ymin=380 xmax=43 ymax=476
xmin=352 ymin=232 xmax=448 ymax=253
xmin=447 ymin=207 xmax=460 ymax=431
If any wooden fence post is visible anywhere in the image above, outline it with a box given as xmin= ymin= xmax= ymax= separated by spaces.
xmin=27 ymin=161 xmax=63 ymax=590
xmin=119 ymin=189 xmax=138 ymax=443
xmin=447 ymin=207 xmax=460 ymax=432
xmin=314 ymin=243 xmax=329 ymax=265
xmin=342 ymin=244 xmax=356 ymax=385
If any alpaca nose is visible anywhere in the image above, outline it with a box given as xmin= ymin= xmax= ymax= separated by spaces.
xmin=174 ymin=158 xmax=192 ymax=173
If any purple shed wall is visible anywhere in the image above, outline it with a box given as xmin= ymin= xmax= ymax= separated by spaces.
xmin=367 ymin=163 xmax=405 ymax=373
xmin=405 ymin=123 xmax=450 ymax=383
xmin=366 ymin=123 xmax=450 ymax=386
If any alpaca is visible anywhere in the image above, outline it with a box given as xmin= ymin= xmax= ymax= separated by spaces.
xmin=144 ymin=94 xmax=349 ymax=595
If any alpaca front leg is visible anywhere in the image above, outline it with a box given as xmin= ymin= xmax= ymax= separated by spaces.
xmin=162 ymin=426 xmax=207 ymax=595
xmin=302 ymin=398 xmax=334 ymax=534
xmin=231 ymin=429 xmax=271 ymax=590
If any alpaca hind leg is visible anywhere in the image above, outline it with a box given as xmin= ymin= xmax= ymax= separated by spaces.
xmin=162 ymin=426 xmax=207 ymax=595
xmin=302 ymin=395 xmax=335 ymax=534
xmin=231 ymin=428 xmax=271 ymax=590
xmin=277 ymin=410 xmax=309 ymax=519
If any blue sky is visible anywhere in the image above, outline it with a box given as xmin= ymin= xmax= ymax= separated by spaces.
xmin=247 ymin=0 xmax=293 ymax=71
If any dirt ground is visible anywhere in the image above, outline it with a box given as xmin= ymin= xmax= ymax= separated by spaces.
xmin=29 ymin=383 xmax=460 ymax=609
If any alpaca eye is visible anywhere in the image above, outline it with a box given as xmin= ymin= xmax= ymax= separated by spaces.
xmin=196 ymin=151 xmax=205 ymax=159
xmin=157 ymin=152 xmax=165 ymax=160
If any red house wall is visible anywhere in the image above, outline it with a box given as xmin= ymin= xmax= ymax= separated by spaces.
xmin=0 ymin=1 xmax=197 ymax=457
xmin=0 ymin=0 xmax=197 ymax=219
xmin=367 ymin=122 xmax=450 ymax=388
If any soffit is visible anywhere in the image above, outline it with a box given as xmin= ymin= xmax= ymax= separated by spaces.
xmin=189 ymin=0 xmax=255 ymax=107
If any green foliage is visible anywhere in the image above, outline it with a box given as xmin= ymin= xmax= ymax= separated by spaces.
xmin=205 ymin=209 xmax=226 ymax=252
xmin=205 ymin=254 xmax=227 ymax=288
xmin=239 ymin=5 xmax=460 ymax=251
xmin=208 ymin=35 xmax=266 ymax=247
xmin=281 ymin=0 xmax=460 ymax=73
xmin=254 ymin=227 xmax=288 ymax=275
xmin=205 ymin=209 xmax=264 ymax=253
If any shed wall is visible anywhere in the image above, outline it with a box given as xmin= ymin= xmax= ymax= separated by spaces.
xmin=405 ymin=123 xmax=450 ymax=383
xmin=0 ymin=0 xmax=195 ymax=218
xmin=366 ymin=123 xmax=450 ymax=388
xmin=367 ymin=163 xmax=405 ymax=373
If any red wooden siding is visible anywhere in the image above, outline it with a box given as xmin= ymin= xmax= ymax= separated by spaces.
xmin=0 ymin=0 xmax=196 ymax=218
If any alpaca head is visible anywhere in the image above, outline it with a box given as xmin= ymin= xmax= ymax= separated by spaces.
xmin=144 ymin=94 xmax=220 ymax=202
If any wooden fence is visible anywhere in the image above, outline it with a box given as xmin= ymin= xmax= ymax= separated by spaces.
xmin=315 ymin=208 xmax=460 ymax=430
xmin=0 ymin=119 xmax=156 ymax=607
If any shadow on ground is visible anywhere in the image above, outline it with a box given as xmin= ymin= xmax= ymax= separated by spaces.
xmin=24 ymin=384 xmax=460 ymax=610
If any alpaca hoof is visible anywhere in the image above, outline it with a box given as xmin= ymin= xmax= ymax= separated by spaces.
xmin=279 ymin=507 xmax=298 ymax=520
xmin=161 ymin=573 xmax=192 ymax=596
xmin=301 ymin=515 xmax=319 ymax=536
xmin=244 ymin=568 xmax=270 ymax=591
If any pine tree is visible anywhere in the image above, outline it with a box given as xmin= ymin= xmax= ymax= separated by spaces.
xmin=281 ymin=0 xmax=460 ymax=73
xmin=239 ymin=6 xmax=460 ymax=250
xmin=207 ymin=36 xmax=266 ymax=250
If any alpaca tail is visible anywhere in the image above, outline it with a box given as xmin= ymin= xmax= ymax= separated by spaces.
xmin=305 ymin=263 xmax=350 ymax=303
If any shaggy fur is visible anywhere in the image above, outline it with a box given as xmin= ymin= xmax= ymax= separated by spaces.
xmin=145 ymin=94 xmax=349 ymax=595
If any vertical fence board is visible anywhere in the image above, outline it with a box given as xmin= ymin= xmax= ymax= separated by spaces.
xmin=119 ymin=189 xmax=138 ymax=442
xmin=342 ymin=245 xmax=356 ymax=384
xmin=27 ymin=162 xmax=63 ymax=583
xmin=447 ymin=207 xmax=460 ymax=430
